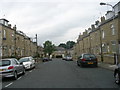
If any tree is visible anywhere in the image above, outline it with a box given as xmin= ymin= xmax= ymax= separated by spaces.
xmin=58 ymin=41 xmax=75 ymax=49
xmin=66 ymin=41 xmax=75 ymax=49
xmin=58 ymin=43 xmax=66 ymax=49
xmin=43 ymin=40 xmax=55 ymax=56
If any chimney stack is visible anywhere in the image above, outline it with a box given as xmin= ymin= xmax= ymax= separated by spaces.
xmin=101 ymin=16 xmax=105 ymax=23
xmin=13 ymin=25 xmax=17 ymax=30
xmin=91 ymin=24 xmax=95 ymax=30
xmin=95 ymin=20 xmax=100 ymax=26
xmin=8 ymin=24 xmax=11 ymax=28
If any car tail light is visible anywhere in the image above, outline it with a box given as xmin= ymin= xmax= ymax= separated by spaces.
xmin=82 ymin=58 xmax=86 ymax=61
xmin=8 ymin=66 xmax=14 ymax=69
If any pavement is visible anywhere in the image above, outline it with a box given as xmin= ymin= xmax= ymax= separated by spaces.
xmin=98 ymin=61 xmax=118 ymax=71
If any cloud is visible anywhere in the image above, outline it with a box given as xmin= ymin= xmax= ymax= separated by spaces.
xmin=0 ymin=0 xmax=119 ymax=46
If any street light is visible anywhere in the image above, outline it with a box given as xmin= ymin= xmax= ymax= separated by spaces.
xmin=100 ymin=2 xmax=118 ymax=65
xmin=100 ymin=2 xmax=113 ymax=7
xmin=100 ymin=2 xmax=115 ymax=18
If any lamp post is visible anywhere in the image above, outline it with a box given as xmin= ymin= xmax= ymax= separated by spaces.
xmin=100 ymin=2 xmax=113 ymax=7
xmin=100 ymin=2 xmax=118 ymax=64
xmin=100 ymin=2 xmax=115 ymax=19
xmin=36 ymin=34 xmax=38 ymax=58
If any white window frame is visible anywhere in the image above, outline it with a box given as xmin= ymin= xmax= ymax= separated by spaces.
xmin=3 ymin=30 xmax=6 ymax=39
xmin=111 ymin=40 xmax=116 ymax=53
xmin=102 ymin=30 xmax=105 ymax=39
xmin=102 ymin=43 xmax=107 ymax=53
xmin=111 ymin=24 xmax=115 ymax=35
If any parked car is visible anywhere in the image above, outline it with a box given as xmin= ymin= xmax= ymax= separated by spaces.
xmin=62 ymin=56 xmax=67 ymax=60
xmin=77 ymin=53 xmax=98 ymax=67
xmin=0 ymin=58 xmax=25 ymax=80
xmin=19 ymin=57 xmax=35 ymax=70
xmin=42 ymin=57 xmax=52 ymax=62
xmin=65 ymin=56 xmax=73 ymax=61
xmin=62 ymin=56 xmax=72 ymax=61
xmin=114 ymin=64 xmax=120 ymax=84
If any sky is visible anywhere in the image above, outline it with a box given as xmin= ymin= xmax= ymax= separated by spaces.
xmin=0 ymin=0 xmax=119 ymax=46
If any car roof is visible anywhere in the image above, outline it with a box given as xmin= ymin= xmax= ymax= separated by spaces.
xmin=82 ymin=53 xmax=95 ymax=55
xmin=1 ymin=58 xmax=16 ymax=60
xmin=20 ymin=56 xmax=32 ymax=59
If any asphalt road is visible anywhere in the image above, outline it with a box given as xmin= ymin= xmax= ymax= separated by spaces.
xmin=2 ymin=58 xmax=120 ymax=88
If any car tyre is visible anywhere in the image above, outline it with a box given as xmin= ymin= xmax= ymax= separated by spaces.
xmin=30 ymin=64 xmax=32 ymax=69
xmin=33 ymin=64 xmax=35 ymax=68
xmin=22 ymin=68 xmax=26 ymax=75
xmin=77 ymin=62 xmax=80 ymax=66
xmin=79 ymin=63 xmax=83 ymax=67
xmin=94 ymin=64 xmax=98 ymax=67
xmin=115 ymin=72 xmax=120 ymax=84
xmin=13 ymin=71 xmax=18 ymax=80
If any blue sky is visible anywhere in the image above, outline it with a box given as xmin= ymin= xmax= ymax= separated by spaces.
xmin=0 ymin=0 xmax=119 ymax=46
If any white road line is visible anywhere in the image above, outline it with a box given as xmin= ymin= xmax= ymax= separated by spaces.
xmin=17 ymin=76 xmax=22 ymax=80
xmin=5 ymin=82 xmax=13 ymax=88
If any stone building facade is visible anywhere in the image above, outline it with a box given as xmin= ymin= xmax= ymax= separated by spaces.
xmin=73 ymin=1 xmax=120 ymax=64
xmin=0 ymin=18 xmax=42 ymax=59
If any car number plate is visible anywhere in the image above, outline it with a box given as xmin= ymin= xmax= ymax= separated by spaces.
xmin=88 ymin=62 xmax=93 ymax=64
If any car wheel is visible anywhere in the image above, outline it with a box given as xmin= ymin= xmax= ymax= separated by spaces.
xmin=95 ymin=64 xmax=98 ymax=67
xmin=13 ymin=71 xmax=18 ymax=80
xmin=77 ymin=62 xmax=80 ymax=66
xmin=80 ymin=63 xmax=83 ymax=67
xmin=33 ymin=64 xmax=35 ymax=68
xmin=22 ymin=68 xmax=26 ymax=75
xmin=30 ymin=64 xmax=32 ymax=69
xmin=115 ymin=72 xmax=120 ymax=84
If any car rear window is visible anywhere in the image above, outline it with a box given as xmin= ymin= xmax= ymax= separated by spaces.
xmin=0 ymin=60 xmax=11 ymax=66
xmin=84 ymin=54 xmax=96 ymax=59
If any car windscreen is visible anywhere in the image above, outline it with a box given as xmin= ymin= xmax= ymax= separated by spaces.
xmin=19 ymin=58 xmax=30 ymax=63
xmin=84 ymin=54 xmax=96 ymax=59
xmin=0 ymin=60 xmax=11 ymax=66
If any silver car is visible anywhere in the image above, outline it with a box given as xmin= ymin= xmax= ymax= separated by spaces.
xmin=19 ymin=57 xmax=35 ymax=70
xmin=0 ymin=58 xmax=25 ymax=80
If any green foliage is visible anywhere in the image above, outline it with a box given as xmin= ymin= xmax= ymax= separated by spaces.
xmin=43 ymin=40 xmax=55 ymax=56
xmin=58 ymin=43 xmax=66 ymax=49
xmin=58 ymin=41 xmax=75 ymax=49
xmin=66 ymin=41 xmax=75 ymax=49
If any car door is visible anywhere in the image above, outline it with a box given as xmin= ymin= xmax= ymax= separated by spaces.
xmin=30 ymin=57 xmax=35 ymax=67
xmin=32 ymin=58 xmax=35 ymax=65
xmin=12 ymin=59 xmax=20 ymax=74
xmin=14 ymin=59 xmax=23 ymax=74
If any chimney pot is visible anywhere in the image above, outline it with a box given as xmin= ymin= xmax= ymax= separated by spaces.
xmin=13 ymin=25 xmax=17 ymax=30
xmin=101 ymin=16 xmax=105 ymax=22
xmin=8 ymin=24 xmax=11 ymax=28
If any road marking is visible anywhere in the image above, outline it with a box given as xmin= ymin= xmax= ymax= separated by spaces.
xmin=5 ymin=82 xmax=13 ymax=88
xmin=17 ymin=76 xmax=22 ymax=80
